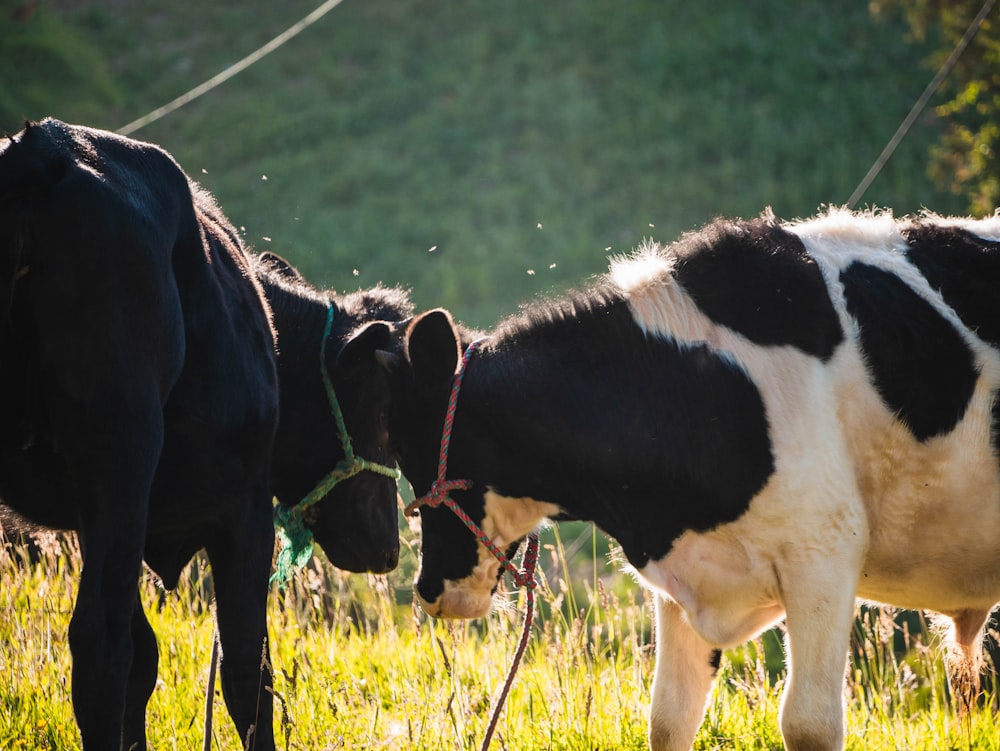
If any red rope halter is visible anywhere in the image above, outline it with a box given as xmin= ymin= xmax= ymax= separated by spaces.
xmin=404 ymin=338 xmax=540 ymax=751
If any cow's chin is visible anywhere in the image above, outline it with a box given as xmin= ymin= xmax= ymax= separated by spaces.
xmin=417 ymin=580 xmax=493 ymax=619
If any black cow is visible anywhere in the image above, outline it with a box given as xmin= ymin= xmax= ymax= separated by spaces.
xmin=0 ymin=118 xmax=407 ymax=750
xmin=380 ymin=209 xmax=1000 ymax=751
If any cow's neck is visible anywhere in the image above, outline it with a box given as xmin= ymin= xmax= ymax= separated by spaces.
xmin=458 ymin=359 xmax=644 ymax=563
xmin=448 ymin=303 xmax=665 ymax=568
xmin=255 ymin=270 xmax=332 ymax=374
xmin=255 ymin=268 xmax=336 ymax=506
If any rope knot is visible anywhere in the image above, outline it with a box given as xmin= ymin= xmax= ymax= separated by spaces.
xmin=405 ymin=478 xmax=473 ymax=516
xmin=513 ymin=536 xmax=540 ymax=590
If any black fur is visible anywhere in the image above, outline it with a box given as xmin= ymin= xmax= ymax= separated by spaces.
xmin=902 ymin=223 xmax=1000 ymax=348
xmin=840 ymin=261 xmax=978 ymax=442
xmin=259 ymin=260 xmax=410 ymax=573
xmin=709 ymin=648 xmax=723 ymax=675
xmin=671 ymin=217 xmax=843 ymax=360
xmin=902 ymin=223 xmax=1000 ymax=455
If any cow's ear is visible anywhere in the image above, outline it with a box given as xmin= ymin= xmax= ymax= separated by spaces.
xmin=406 ymin=309 xmax=459 ymax=386
xmin=259 ymin=252 xmax=306 ymax=283
xmin=336 ymin=321 xmax=391 ymax=374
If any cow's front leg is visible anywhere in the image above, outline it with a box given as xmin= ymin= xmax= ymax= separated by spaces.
xmin=778 ymin=566 xmax=857 ymax=751
xmin=648 ymin=595 xmax=719 ymax=751
xmin=205 ymin=495 xmax=275 ymax=751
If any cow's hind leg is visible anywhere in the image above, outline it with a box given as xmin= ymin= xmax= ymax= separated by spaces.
xmin=205 ymin=490 xmax=276 ymax=751
xmin=649 ymin=595 xmax=720 ymax=751
xmin=123 ymin=594 xmax=159 ymax=751
xmin=69 ymin=451 xmax=157 ymax=750
xmin=945 ymin=608 xmax=991 ymax=712
xmin=48 ymin=321 xmax=175 ymax=750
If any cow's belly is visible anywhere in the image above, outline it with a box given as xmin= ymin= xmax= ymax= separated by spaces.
xmin=842 ymin=362 xmax=1000 ymax=612
xmin=857 ymin=494 xmax=1000 ymax=613
xmin=851 ymin=405 xmax=1000 ymax=613
xmin=635 ymin=449 xmax=1000 ymax=645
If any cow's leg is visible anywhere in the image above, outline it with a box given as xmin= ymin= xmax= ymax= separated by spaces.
xmin=123 ymin=593 xmax=159 ymax=751
xmin=204 ymin=491 xmax=275 ymax=751
xmin=49 ymin=349 xmax=171 ymax=751
xmin=69 ymin=459 xmax=155 ymax=751
xmin=778 ymin=568 xmax=857 ymax=751
xmin=648 ymin=595 xmax=719 ymax=751
xmin=945 ymin=608 xmax=991 ymax=712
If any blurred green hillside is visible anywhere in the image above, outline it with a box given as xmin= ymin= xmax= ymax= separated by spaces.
xmin=1 ymin=0 xmax=965 ymax=326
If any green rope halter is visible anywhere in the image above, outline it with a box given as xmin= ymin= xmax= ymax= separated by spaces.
xmin=272 ymin=303 xmax=401 ymax=585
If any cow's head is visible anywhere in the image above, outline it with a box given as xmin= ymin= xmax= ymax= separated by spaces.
xmin=306 ymin=320 xmax=402 ymax=573
xmin=380 ymin=309 xmax=553 ymax=618
xmin=264 ymin=255 xmax=408 ymax=575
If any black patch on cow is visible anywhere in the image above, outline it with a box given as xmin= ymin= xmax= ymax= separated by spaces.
xmin=840 ymin=261 xmax=978 ymax=441
xmin=452 ymin=289 xmax=776 ymax=571
xmin=902 ymin=223 xmax=1000 ymax=348
xmin=670 ymin=217 xmax=843 ymax=361
xmin=901 ymin=222 xmax=1000 ymax=457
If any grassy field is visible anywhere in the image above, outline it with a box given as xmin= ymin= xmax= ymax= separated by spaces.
xmin=1 ymin=529 xmax=999 ymax=751
xmin=3 ymin=1 xmax=999 ymax=748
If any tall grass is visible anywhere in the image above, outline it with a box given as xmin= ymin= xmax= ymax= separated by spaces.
xmin=0 ymin=525 xmax=997 ymax=750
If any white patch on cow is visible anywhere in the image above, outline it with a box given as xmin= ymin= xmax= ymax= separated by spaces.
xmin=608 ymin=241 xmax=719 ymax=345
xmin=421 ymin=577 xmax=494 ymax=620
xmin=788 ymin=209 xmax=993 ymax=351
xmin=429 ymin=491 xmax=559 ymax=619
xmin=609 ymin=239 xmax=733 ymax=353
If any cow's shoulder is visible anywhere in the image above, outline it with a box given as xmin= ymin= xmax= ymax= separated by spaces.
xmin=667 ymin=214 xmax=844 ymax=360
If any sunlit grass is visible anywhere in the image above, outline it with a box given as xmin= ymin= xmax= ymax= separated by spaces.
xmin=0 ymin=525 xmax=997 ymax=750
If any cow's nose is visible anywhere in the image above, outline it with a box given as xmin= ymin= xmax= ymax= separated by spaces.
xmin=369 ymin=545 xmax=399 ymax=574
xmin=384 ymin=546 xmax=399 ymax=571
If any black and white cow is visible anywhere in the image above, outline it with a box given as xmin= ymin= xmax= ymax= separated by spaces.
xmin=381 ymin=208 xmax=1000 ymax=751
xmin=0 ymin=119 xmax=407 ymax=751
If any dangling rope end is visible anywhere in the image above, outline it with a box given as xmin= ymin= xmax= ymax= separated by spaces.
xmin=271 ymin=506 xmax=315 ymax=587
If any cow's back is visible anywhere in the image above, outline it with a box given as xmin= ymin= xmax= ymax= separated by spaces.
xmin=0 ymin=119 xmax=278 ymax=548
